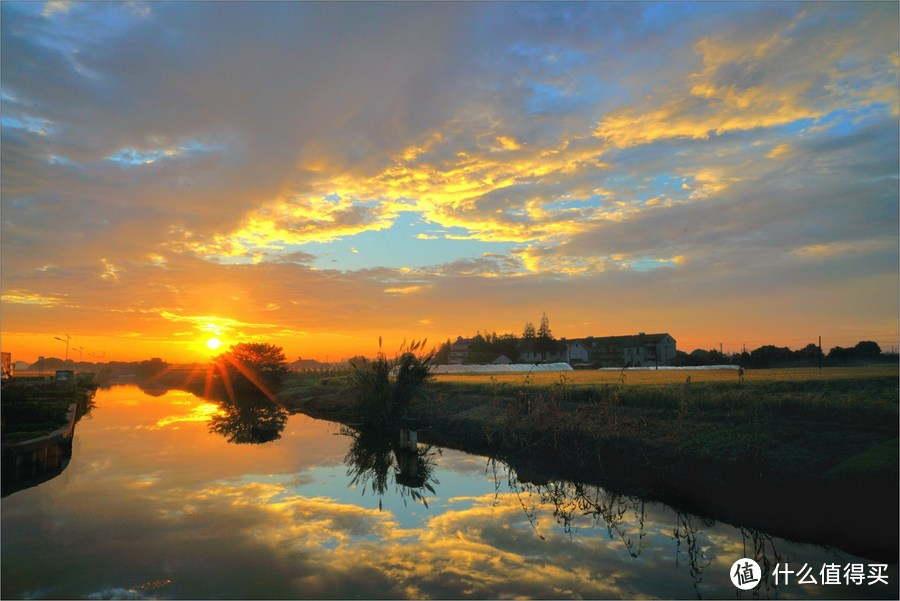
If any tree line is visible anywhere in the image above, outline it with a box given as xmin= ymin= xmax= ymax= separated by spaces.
xmin=431 ymin=312 xmax=895 ymax=368
xmin=675 ymin=340 xmax=895 ymax=368
xmin=433 ymin=312 xmax=565 ymax=364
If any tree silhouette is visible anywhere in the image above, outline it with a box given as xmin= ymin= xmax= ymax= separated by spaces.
xmin=854 ymin=340 xmax=881 ymax=358
xmin=535 ymin=312 xmax=558 ymax=356
xmin=538 ymin=311 xmax=552 ymax=340
xmin=213 ymin=342 xmax=289 ymax=400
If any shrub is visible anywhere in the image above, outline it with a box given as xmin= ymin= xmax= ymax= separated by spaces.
xmin=349 ymin=353 xmax=394 ymax=426
xmin=394 ymin=339 xmax=435 ymax=409
xmin=349 ymin=339 xmax=434 ymax=427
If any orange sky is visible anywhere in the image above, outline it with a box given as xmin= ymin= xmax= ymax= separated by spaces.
xmin=2 ymin=2 xmax=898 ymax=364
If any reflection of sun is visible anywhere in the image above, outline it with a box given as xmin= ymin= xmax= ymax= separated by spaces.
xmin=206 ymin=337 xmax=222 ymax=351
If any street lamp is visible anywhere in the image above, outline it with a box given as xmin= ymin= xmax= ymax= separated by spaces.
xmin=74 ymin=346 xmax=84 ymax=364
xmin=55 ymin=334 xmax=71 ymax=363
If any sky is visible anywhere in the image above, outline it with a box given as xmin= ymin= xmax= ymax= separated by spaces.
xmin=1 ymin=1 xmax=898 ymax=364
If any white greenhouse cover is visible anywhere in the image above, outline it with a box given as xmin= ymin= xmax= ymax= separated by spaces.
xmin=597 ymin=365 xmax=740 ymax=371
xmin=433 ymin=363 xmax=574 ymax=374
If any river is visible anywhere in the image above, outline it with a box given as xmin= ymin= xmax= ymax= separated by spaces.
xmin=2 ymin=385 xmax=896 ymax=599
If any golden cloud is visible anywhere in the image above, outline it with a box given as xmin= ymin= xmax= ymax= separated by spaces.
xmin=1 ymin=291 xmax=62 ymax=306
xmin=766 ymin=143 xmax=792 ymax=159
xmin=790 ymin=239 xmax=894 ymax=259
xmin=186 ymin=126 xmax=611 ymax=260
xmin=383 ymin=285 xmax=427 ymax=295
xmin=595 ymin=18 xmax=898 ymax=148
xmin=157 ymin=310 xmax=281 ymax=341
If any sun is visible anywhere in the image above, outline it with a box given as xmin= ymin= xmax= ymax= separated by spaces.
xmin=206 ymin=337 xmax=222 ymax=351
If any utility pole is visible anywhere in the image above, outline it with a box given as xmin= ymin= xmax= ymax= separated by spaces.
xmin=818 ymin=335 xmax=822 ymax=370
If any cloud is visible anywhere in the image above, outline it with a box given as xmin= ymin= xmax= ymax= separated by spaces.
xmin=1 ymin=1 xmax=480 ymax=264
xmin=1 ymin=2 xmax=897 ymax=360
xmin=383 ymin=285 xmax=427 ymax=295
xmin=42 ymin=1 xmax=72 ymax=18
xmin=595 ymin=4 xmax=898 ymax=148
xmin=1 ymin=291 xmax=62 ymax=306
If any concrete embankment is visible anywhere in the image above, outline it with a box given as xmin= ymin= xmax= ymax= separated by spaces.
xmin=2 ymin=403 xmax=79 ymax=495
xmin=2 ymin=380 xmax=96 ymax=496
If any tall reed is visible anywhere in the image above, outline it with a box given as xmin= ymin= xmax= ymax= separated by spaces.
xmin=349 ymin=338 xmax=434 ymax=427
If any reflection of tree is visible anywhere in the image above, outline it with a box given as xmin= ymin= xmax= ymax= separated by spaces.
xmin=491 ymin=458 xmax=730 ymax=598
xmin=341 ymin=426 xmax=440 ymax=509
xmin=739 ymin=527 xmax=783 ymax=599
xmin=77 ymin=389 xmax=97 ymax=420
xmin=672 ymin=512 xmax=714 ymax=599
xmin=491 ymin=459 xmax=648 ymax=555
xmin=208 ymin=393 xmax=288 ymax=444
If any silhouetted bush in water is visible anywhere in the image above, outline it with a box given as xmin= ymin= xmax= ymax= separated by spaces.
xmin=349 ymin=338 xmax=434 ymax=427
xmin=341 ymin=425 xmax=439 ymax=509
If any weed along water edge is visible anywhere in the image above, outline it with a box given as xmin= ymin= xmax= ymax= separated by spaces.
xmin=2 ymin=384 xmax=897 ymax=599
xmin=285 ymin=365 xmax=900 ymax=563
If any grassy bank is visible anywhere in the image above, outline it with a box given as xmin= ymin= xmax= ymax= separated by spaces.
xmin=282 ymin=366 xmax=899 ymax=560
xmin=1 ymin=380 xmax=96 ymax=443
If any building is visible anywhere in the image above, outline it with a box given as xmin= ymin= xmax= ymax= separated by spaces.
xmin=519 ymin=339 xmax=567 ymax=364
xmin=565 ymin=340 xmax=590 ymax=364
xmin=1 ymin=352 xmax=11 ymax=379
xmin=55 ymin=369 xmax=76 ymax=385
xmin=577 ymin=333 xmax=677 ymax=367
xmin=448 ymin=337 xmax=472 ymax=365
xmin=443 ymin=331 xmax=677 ymax=367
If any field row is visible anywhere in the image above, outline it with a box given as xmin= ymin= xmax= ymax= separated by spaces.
xmin=433 ymin=365 xmax=899 ymax=386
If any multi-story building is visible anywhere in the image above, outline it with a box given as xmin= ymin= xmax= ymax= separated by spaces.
xmin=576 ymin=333 xmax=677 ymax=367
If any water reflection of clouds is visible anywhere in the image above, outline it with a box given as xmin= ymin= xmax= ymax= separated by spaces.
xmin=4 ymin=388 xmax=896 ymax=600
xmin=154 ymin=401 xmax=223 ymax=428
xmin=41 ymin=474 xmax=643 ymax=596
xmin=123 ymin=475 xmax=676 ymax=598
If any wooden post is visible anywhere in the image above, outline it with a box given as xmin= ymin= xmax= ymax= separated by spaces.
xmin=399 ymin=427 xmax=417 ymax=452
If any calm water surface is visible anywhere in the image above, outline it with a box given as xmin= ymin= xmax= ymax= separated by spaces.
xmin=2 ymin=385 xmax=897 ymax=599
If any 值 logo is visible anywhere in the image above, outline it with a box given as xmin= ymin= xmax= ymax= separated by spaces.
xmin=730 ymin=558 xmax=762 ymax=590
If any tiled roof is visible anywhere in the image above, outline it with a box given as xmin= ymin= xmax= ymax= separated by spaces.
xmin=580 ymin=333 xmax=674 ymax=345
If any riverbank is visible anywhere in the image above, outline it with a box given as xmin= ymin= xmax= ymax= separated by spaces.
xmin=281 ymin=366 xmax=899 ymax=561
xmin=1 ymin=379 xmax=96 ymax=496
xmin=0 ymin=379 xmax=95 ymax=443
